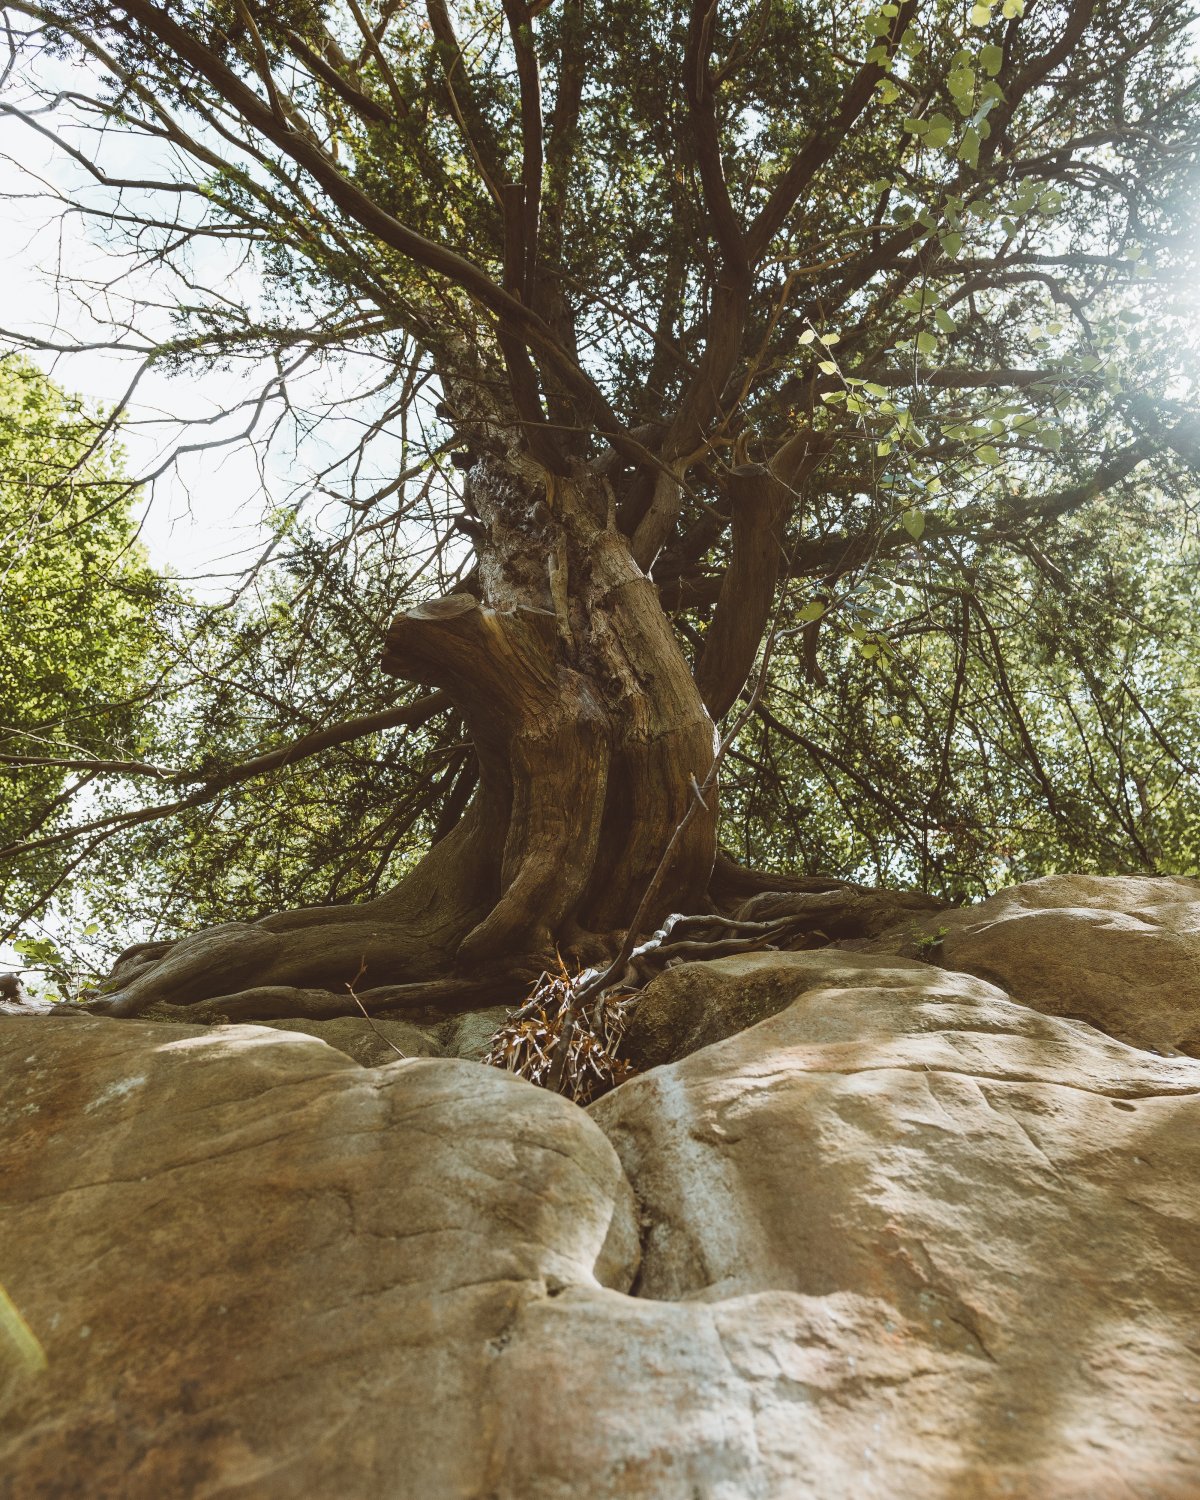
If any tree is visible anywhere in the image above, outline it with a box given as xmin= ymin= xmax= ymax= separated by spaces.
xmin=0 ymin=354 xmax=162 ymax=975
xmin=0 ymin=0 xmax=1197 ymax=1023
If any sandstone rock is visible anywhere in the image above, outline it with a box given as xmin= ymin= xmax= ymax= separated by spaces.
xmin=4 ymin=944 xmax=1200 ymax=1499
xmin=624 ymin=948 xmax=936 ymax=1070
xmin=0 ymin=1017 xmax=638 ymax=1498
xmin=592 ymin=959 xmax=1200 ymax=1496
xmin=435 ymin=1002 xmax=512 ymax=1059
xmin=934 ymin=873 xmax=1200 ymax=1055
xmin=256 ymin=1014 xmax=443 ymax=1065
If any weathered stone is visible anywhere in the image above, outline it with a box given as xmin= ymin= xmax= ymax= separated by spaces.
xmin=435 ymin=1003 xmax=512 ymax=1059
xmin=256 ymin=1014 xmax=443 ymax=1065
xmin=0 ymin=1018 xmax=638 ymax=1499
xmin=4 ymin=931 xmax=1200 ymax=1498
xmin=934 ymin=874 xmax=1200 ymax=1055
xmin=592 ymin=960 xmax=1200 ymax=1496
xmin=624 ymin=948 xmax=935 ymax=1070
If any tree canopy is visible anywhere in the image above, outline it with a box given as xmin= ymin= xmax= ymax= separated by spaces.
xmin=1 ymin=0 xmax=1199 ymax=1019
xmin=0 ymin=355 xmax=162 ymax=980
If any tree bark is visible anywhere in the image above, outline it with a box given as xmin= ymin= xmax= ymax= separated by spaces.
xmin=91 ymin=454 xmax=718 ymax=1019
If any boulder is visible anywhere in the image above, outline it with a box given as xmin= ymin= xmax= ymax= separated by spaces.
xmin=3 ymin=929 xmax=1200 ymax=1497
xmin=256 ymin=1015 xmax=443 ymax=1065
xmin=0 ymin=1018 xmax=638 ymax=1499
xmin=623 ymin=948 xmax=936 ymax=1070
xmin=933 ymin=874 xmax=1200 ymax=1055
xmin=591 ymin=958 xmax=1200 ymax=1496
xmin=434 ymin=1003 xmax=512 ymax=1060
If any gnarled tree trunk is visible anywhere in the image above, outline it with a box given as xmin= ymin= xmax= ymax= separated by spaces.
xmin=91 ymin=452 xmax=718 ymax=1020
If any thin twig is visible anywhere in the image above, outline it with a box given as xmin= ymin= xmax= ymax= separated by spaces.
xmin=346 ymin=957 xmax=408 ymax=1059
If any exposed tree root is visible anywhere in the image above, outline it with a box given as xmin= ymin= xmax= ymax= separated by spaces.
xmin=78 ymin=852 xmax=943 ymax=1028
xmin=729 ymin=886 xmax=945 ymax=937
xmin=177 ymin=972 xmax=531 ymax=1025
xmin=708 ymin=849 xmax=864 ymax=907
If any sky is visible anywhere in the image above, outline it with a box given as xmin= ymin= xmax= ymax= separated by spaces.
xmin=0 ymin=105 xmax=282 ymax=981
xmin=0 ymin=130 xmax=278 ymax=587
xmin=0 ymin=81 xmax=455 ymax=984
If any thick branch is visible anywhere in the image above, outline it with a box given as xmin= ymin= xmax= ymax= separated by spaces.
xmin=684 ymin=0 xmax=749 ymax=273
xmin=746 ymin=0 xmax=919 ymax=262
xmin=106 ymin=2 xmax=624 ymax=444
xmin=694 ymin=430 xmax=828 ymax=718
xmin=502 ymin=0 xmax=544 ymax=298
xmin=0 ymin=694 xmax=449 ymax=861
xmin=662 ymin=425 xmax=1173 ymax=613
xmin=424 ymin=0 xmax=507 ymax=205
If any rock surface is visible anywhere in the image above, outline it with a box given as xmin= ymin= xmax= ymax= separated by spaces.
xmin=623 ymin=948 xmax=935 ymax=1070
xmin=1 ymin=1021 xmax=638 ymax=1498
xmin=434 ymin=1002 xmax=513 ymax=1060
xmin=3 ymin=875 xmax=1200 ymax=1497
xmin=591 ymin=953 xmax=1200 ymax=1498
xmin=258 ymin=1014 xmax=444 ymax=1065
xmin=843 ymin=873 xmax=1200 ymax=1056
xmin=935 ymin=874 xmax=1200 ymax=1056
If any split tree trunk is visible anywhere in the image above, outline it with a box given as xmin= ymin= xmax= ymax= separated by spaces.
xmin=91 ymin=454 xmax=719 ymax=1019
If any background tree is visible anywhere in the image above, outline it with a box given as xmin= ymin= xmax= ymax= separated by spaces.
xmin=0 ymin=0 xmax=1198 ymax=1022
xmin=0 ymin=355 xmax=163 ymax=984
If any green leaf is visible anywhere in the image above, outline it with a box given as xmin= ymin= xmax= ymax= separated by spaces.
xmin=970 ymin=3 xmax=992 ymax=25
xmin=797 ymin=601 xmax=826 ymax=623
xmin=933 ymin=308 xmax=957 ymax=333
xmin=978 ymin=444 xmax=1001 ymax=465
xmin=940 ymin=231 xmax=963 ymax=257
xmin=924 ymin=112 xmax=954 ymax=149
xmin=958 ymin=127 xmax=981 ymax=168
xmin=902 ymin=509 xmax=926 ymax=540
xmin=818 ymin=360 xmax=839 ymax=375
xmin=916 ymin=330 xmax=938 ymax=355
xmin=979 ymin=42 xmax=1003 ymax=74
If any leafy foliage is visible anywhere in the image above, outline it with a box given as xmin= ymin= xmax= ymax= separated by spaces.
xmin=1 ymin=0 xmax=1199 ymax=964
xmin=0 ymin=357 xmax=162 ymax=947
